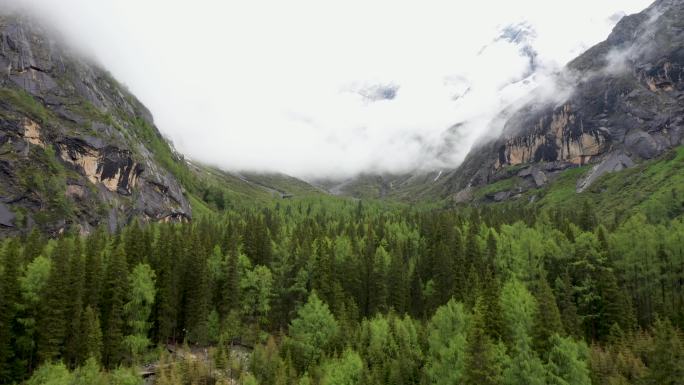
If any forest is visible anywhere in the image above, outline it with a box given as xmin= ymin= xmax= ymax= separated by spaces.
xmin=0 ymin=196 xmax=683 ymax=385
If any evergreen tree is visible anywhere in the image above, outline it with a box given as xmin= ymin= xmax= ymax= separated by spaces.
xmin=645 ymin=318 xmax=684 ymax=385
xmin=81 ymin=306 xmax=103 ymax=363
xmin=152 ymin=225 xmax=178 ymax=343
xmin=462 ymin=298 xmax=503 ymax=385
xmin=556 ymin=271 xmax=581 ymax=338
xmin=533 ymin=277 xmax=564 ymax=355
xmin=64 ymin=240 xmax=85 ymax=366
xmin=0 ymin=239 xmax=21 ymax=382
xmin=182 ymin=231 xmax=210 ymax=344
xmin=36 ymin=238 xmax=71 ymax=364
xmin=101 ymin=245 xmax=128 ymax=368
xmin=546 ymin=334 xmax=591 ymax=385
xmin=123 ymin=263 xmax=156 ymax=364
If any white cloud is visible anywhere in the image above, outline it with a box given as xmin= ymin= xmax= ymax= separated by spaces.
xmin=6 ymin=0 xmax=653 ymax=178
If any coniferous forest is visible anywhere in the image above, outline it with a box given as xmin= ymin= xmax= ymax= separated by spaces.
xmin=0 ymin=197 xmax=683 ymax=385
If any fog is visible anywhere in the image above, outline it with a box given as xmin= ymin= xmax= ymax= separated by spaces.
xmin=6 ymin=0 xmax=652 ymax=179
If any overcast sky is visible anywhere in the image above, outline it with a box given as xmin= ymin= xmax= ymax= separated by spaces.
xmin=10 ymin=0 xmax=653 ymax=178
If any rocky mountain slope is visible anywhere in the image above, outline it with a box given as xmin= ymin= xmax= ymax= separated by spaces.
xmin=441 ymin=0 xmax=684 ymax=200
xmin=0 ymin=14 xmax=192 ymax=235
xmin=318 ymin=0 xmax=684 ymax=204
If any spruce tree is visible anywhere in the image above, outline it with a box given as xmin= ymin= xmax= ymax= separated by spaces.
xmin=220 ymin=250 xmax=240 ymax=322
xmin=81 ymin=306 xmax=103 ymax=363
xmin=182 ymin=231 xmax=210 ymax=344
xmin=64 ymin=240 xmax=85 ymax=366
xmin=123 ymin=263 xmax=156 ymax=364
xmin=646 ymin=318 xmax=684 ymax=385
xmin=463 ymin=298 xmax=503 ymax=385
xmin=533 ymin=277 xmax=564 ymax=355
xmin=101 ymin=245 xmax=128 ymax=368
xmin=0 ymin=239 xmax=21 ymax=382
xmin=555 ymin=271 xmax=581 ymax=337
xmin=36 ymin=238 xmax=71 ymax=364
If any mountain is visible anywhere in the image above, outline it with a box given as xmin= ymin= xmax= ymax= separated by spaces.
xmin=0 ymin=14 xmax=324 ymax=235
xmin=319 ymin=0 xmax=684 ymax=208
xmin=0 ymin=14 xmax=198 ymax=235
xmin=440 ymin=0 xmax=684 ymax=199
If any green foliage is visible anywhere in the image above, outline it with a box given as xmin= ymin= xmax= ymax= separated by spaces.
xmin=646 ymin=318 xmax=684 ymax=385
xmin=425 ymin=299 xmax=470 ymax=385
xmin=462 ymin=298 xmax=504 ymax=385
xmin=123 ymin=263 xmax=156 ymax=364
xmin=288 ymin=292 xmax=338 ymax=371
xmin=0 ymin=175 xmax=682 ymax=383
xmin=320 ymin=349 xmax=363 ymax=385
xmin=240 ymin=265 xmax=274 ymax=325
xmin=0 ymin=87 xmax=52 ymax=123
xmin=546 ymin=335 xmax=591 ymax=385
xmin=26 ymin=361 xmax=73 ymax=385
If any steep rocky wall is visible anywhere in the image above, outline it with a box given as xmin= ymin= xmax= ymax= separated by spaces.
xmin=445 ymin=0 xmax=684 ymax=199
xmin=0 ymin=14 xmax=191 ymax=235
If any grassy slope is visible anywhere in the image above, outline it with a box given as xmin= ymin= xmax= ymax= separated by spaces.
xmin=467 ymin=146 xmax=684 ymax=223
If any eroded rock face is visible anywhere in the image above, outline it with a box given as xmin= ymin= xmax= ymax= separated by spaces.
xmin=446 ymin=0 xmax=684 ymax=197
xmin=0 ymin=14 xmax=191 ymax=235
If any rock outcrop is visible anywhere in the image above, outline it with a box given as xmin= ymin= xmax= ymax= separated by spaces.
xmin=443 ymin=0 xmax=684 ymax=198
xmin=0 ymin=14 xmax=191 ymax=235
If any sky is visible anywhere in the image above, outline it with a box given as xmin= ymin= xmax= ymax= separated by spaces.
xmin=7 ymin=0 xmax=654 ymax=178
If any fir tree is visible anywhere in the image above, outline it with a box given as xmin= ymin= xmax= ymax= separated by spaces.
xmin=0 ymin=239 xmax=21 ymax=382
xmin=463 ymin=298 xmax=503 ymax=385
xmin=646 ymin=318 xmax=684 ymax=385
xmin=101 ymin=245 xmax=128 ymax=368
xmin=533 ymin=277 xmax=564 ymax=355
xmin=81 ymin=306 xmax=103 ymax=363
xmin=36 ymin=238 xmax=71 ymax=364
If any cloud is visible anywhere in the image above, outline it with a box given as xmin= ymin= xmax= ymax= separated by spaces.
xmin=2 ymin=0 xmax=654 ymax=179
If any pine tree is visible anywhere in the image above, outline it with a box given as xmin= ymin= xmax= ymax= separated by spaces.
xmin=597 ymin=267 xmax=635 ymax=338
xmin=220 ymin=250 xmax=239 ymax=322
xmin=182 ymin=231 xmax=210 ymax=344
xmin=84 ymin=227 xmax=105 ymax=309
xmin=101 ymin=245 xmax=128 ymax=368
xmin=533 ymin=277 xmax=564 ymax=355
xmin=0 ymin=239 xmax=21 ymax=382
xmin=645 ymin=318 xmax=684 ymax=385
xmin=36 ymin=238 xmax=71 ymax=364
xmin=81 ymin=306 xmax=103 ymax=363
xmin=124 ymin=219 xmax=147 ymax=266
xmin=152 ymin=225 xmax=178 ymax=343
xmin=64 ymin=240 xmax=86 ymax=366
xmin=123 ymin=263 xmax=156 ymax=364
xmin=546 ymin=335 xmax=591 ymax=385
xmin=555 ymin=271 xmax=581 ymax=338
xmin=463 ymin=298 xmax=503 ymax=385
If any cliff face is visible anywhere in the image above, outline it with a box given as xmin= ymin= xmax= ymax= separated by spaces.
xmin=0 ymin=14 xmax=191 ymax=235
xmin=446 ymin=0 xmax=684 ymax=196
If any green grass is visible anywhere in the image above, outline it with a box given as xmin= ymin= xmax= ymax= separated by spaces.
xmin=535 ymin=166 xmax=590 ymax=206
xmin=474 ymin=177 xmax=523 ymax=199
xmin=463 ymin=146 xmax=684 ymax=225
xmin=0 ymin=87 xmax=52 ymax=123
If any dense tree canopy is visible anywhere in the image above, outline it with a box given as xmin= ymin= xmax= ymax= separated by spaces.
xmin=0 ymin=196 xmax=682 ymax=384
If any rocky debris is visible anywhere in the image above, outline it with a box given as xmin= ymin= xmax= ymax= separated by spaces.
xmin=493 ymin=191 xmax=511 ymax=202
xmin=532 ymin=170 xmax=548 ymax=187
xmin=0 ymin=202 xmax=15 ymax=227
xmin=453 ymin=186 xmax=473 ymax=203
xmin=577 ymin=152 xmax=635 ymax=192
